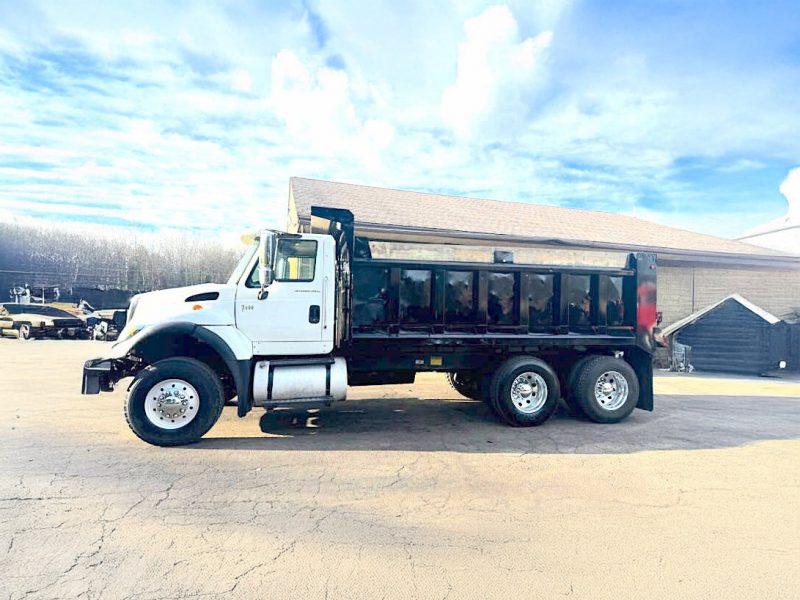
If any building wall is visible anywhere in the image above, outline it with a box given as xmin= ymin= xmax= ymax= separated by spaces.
xmin=736 ymin=227 xmax=800 ymax=255
xmin=659 ymin=265 xmax=800 ymax=326
xmin=657 ymin=267 xmax=695 ymax=326
xmin=287 ymin=187 xmax=300 ymax=233
xmin=367 ymin=241 xmax=629 ymax=268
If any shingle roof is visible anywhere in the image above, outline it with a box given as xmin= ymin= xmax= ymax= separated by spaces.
xmin=290 ymin=177 xmax=786 ymax=258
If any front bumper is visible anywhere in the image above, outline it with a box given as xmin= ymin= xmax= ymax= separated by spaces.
xmin=81 ymin=358 xmax=115 ymax=394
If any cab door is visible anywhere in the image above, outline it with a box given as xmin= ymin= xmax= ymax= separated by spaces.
xmin=236 ymin=235 xmax=334 ymax=356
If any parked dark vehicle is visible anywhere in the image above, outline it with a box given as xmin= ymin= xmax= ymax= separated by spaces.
xmin=72 ymin=301 xmax=128 ymax=340
xmin=0 ymin=303 xmax=87 ymax=339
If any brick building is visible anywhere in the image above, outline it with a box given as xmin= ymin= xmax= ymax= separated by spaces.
xmin=287 ymin=177 xmax=800 ymax=327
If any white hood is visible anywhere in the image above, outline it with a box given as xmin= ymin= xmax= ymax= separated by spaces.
xmin=127 ymin=283 xmax=237 ymax=328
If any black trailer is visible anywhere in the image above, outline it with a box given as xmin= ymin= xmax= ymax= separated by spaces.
xmin=313 ymin=207 xmax=658 ymax=425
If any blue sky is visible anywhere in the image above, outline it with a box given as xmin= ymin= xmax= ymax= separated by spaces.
xmin=1 ymin=0 xmax=799 ymax=241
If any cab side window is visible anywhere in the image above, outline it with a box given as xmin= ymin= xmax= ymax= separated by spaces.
xmin=275 ymin=239 xmax=317 ymax=282
xmin=246 ymin=239 xmax=318 ymax=287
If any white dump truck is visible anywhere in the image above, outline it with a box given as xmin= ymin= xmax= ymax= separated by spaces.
xmin=82 ymin=207 xmax=657 ymax=446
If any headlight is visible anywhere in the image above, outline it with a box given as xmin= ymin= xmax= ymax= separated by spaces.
xmin=118 ymin=324 xmax=145 ymax=342
xmin=127 ymin=296 xmax=140 ymax=325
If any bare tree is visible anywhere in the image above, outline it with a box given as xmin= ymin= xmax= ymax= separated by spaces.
xmin=0 ymin=222 xmax=241 ymax=296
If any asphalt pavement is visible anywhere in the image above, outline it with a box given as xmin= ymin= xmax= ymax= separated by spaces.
xmin=1 ymin=341 xmax=798 ymax=599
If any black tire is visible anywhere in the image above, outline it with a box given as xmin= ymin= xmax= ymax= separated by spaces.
xmin=124 ymin=357 xmax=225 ymax=447
xmin=574 ymin=356 xmax=639 ymax=423
xmin=18 ymin=323 xmax=31 ymax=340
xmin=446 ymin=371 xmax=483 ymax=401
xmin=489 ymin=356 xmax=560 ymax=426
xmin=564 ymin=355 xmax=596 ymax=416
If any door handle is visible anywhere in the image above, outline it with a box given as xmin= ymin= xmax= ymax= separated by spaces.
xmin=309 ymin=305 xmax=321 ymax=324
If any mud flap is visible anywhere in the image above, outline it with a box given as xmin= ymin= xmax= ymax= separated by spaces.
xmin=628 ymin=348 xmax=654 ymax=411
xmin=234 ymin=359 xmax=254 ymax=417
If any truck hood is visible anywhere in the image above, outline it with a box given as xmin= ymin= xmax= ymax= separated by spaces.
xmin=126 ymin=283 xmax=236 ymax=329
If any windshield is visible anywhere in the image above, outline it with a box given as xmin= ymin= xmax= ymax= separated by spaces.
xmin=227 ymin=240 xmax=258 ymax=285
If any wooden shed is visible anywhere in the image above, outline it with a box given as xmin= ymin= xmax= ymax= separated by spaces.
xmin=768 ymin=319 xmax=800 ymax=373
xmin=661 ymin=295 xmax=781 ymax=375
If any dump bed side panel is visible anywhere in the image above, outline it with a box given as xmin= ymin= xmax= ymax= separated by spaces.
xmin=351 ymin=257 xmax=651 ymax=346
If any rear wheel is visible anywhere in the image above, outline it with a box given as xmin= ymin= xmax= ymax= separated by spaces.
xmin=489 ymin=357 xmax=560 ymax=426
xmin=17 ymin=323 xmax=30 ymax=340
xmin=446 ymin=371 xmax=483 ymax=401
xmin=573 ymin=356 xmax=639 ymax=423
xmin=564 ymin=356 xmax=595 ymax=416
xmin=124 ymin=357 xmax=225 ymax=446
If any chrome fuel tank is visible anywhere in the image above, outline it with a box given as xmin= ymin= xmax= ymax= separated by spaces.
xmin=252 ymin=357 xmax=348 ymax=404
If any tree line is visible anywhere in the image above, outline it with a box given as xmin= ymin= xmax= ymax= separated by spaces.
xmin=0 ymin=221 xmax=242 ymax=294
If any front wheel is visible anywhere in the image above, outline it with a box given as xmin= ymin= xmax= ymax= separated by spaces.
xmin=17 ymin=323 xmax=31 ymax=340
xmin=124 ymin=357 xmax=225 ymax=446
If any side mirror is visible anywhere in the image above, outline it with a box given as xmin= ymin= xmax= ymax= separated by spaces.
xmin=257 ymin=231 xmax=274 ymax=300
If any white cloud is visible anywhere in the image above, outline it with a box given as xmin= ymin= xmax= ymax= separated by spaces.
xmin=1 ymin=0 xmax=799 ymax=241
xmin=269 ymin=49 xmax=394 ymax=168
xmin=271 ymin=49 xmax=356 ymax=151
xmin=442 ymin=5 xmax=552 ymax=138
xmin=230 ymin=69 xmax=253 ymax=93
xmin=717 ymin=159 xmax=767 ymax=173
xmin=779 ymin=167 xmax=800 ymax=221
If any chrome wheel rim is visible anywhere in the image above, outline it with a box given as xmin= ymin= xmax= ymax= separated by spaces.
xmin=510 ymin=372 xmax=548 ymax=414
xmin=594 ymin=371 xmax=629 ymax=411
xmin=145 ymin=379 xmax=199 ymax=430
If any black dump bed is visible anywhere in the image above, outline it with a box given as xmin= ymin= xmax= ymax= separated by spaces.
xmin=310 ymin=205 xmax=657 ymax=353
xmin=350 ymin=254 xmax=656 ymax=349
xmin=310 ymin=206 xmax=657 ymax=408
